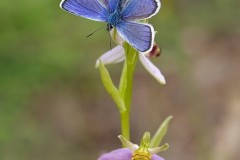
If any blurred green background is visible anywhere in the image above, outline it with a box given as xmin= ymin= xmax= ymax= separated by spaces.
xmin=1 ymin=0 xmax=240 ymax=159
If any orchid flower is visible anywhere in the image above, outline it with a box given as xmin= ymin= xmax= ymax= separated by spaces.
xmin=96 ymin=44 xmax=166 ymax=85
xmin=96 ymin=28 xmax=165 ymax=84
xmin=98 ymin=132 xmax=168 ymax=160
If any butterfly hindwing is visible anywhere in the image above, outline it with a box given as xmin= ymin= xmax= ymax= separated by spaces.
xmin=60 ymin=0 xmax=109 ymax=22
xmin=116 ymin=21 xmax=154 ymax=53
xmin=122 ymin=0 xmax=160 ymax=20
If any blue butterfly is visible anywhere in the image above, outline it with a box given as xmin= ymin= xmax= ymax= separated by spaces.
xmin=60 ymin=0 xmax=160 ymax=53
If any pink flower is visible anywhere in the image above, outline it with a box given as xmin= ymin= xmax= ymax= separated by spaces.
xmin=98 ymin=148 xmax=164 ymax=160
xmin=98 ymin=133 xmax=168 ymax=160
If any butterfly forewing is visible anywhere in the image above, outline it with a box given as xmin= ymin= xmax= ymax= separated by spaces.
xmin=60 ymin=0 xmax=109 ymax=22
xmin=122 ymin=0 xmax=160 ymax=20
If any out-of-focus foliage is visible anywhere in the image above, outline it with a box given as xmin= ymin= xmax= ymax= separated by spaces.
xmin=0 ymin=0 xmax=239 ymax=160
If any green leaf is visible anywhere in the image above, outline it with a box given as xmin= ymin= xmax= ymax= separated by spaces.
xmin=150 ymin=116 xmax=173 ymax=148
xmin=99 ymin=61 xmax=126 ymax=112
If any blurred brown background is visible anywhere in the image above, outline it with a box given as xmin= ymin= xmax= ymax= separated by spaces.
xmin=0 ymin=0 xmax=240 ymax=159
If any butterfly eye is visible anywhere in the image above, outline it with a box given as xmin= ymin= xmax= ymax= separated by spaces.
xmin=107 ymin=23 xmax=113 ymax=31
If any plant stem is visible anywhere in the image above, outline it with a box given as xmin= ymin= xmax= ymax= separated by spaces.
xmin=120 ymin=110 xmax=130 ymax=142
xmin=119 ymin=43 xmax=138 ymax=143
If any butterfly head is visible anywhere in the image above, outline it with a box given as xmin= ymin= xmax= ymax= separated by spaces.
xmin=107 ymin=23 xmax=113 ymax=31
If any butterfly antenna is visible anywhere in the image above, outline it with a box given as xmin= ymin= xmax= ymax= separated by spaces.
xmin=86 ymin=25 xmax=105 ymax=38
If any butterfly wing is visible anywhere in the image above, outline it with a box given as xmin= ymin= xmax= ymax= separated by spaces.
xmin=116 ymin=21 xmax=154 ymax=53
xmin=122 ymin=0 xmax=160 ymax=20
xmin=60 ymin=0 xmax=109 ymax=22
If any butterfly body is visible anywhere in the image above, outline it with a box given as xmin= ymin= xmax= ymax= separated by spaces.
xmin=60 ymin=0 xmax=161 ymax=53
xmin=108 ymin=9 xmax=123 ymax=27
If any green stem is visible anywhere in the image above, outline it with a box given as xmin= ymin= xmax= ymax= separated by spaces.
xmin=119 ymin=43 xmax=138 ymax=143
xmin=120 ymin=110 xmax=130 ymax=142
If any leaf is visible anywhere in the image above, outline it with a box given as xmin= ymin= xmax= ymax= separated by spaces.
xmin=99 ymin=61 xmax=126 ymax=112
xmin=150 ymin=116 xmax=173 ymax=148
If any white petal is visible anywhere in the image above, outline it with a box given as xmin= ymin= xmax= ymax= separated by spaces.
xmin=95 ymin=45 xmax=125 ymax=68
xmin=139 ymin=53 xmax=166 ymax=85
